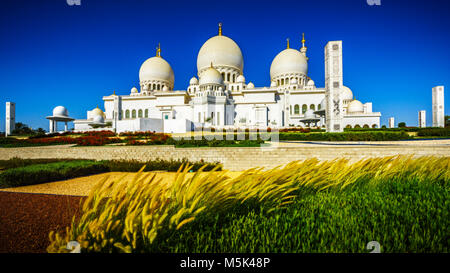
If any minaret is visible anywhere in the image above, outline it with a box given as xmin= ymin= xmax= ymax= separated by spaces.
xmin=300 ymin=33 xmax=308 ymax=59
xmin=324 ymin=41 xmax=344 ymax=132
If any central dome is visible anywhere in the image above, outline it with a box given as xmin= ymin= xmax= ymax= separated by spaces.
xmin=139 ymin=56 xmax=174 ymax=88
xmin=197 ymin=35 xmax=244 ymax=73
xmin=270 ymin=48 xmax=308 ymax=80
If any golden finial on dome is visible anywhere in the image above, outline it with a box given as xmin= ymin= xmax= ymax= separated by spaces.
xmin=113 ymin=90 xmax=116 ymax=95
xmin=218 ymin=22 xmax=222 ymax=36
xmin=210 ymin=62 xmax=213 ymax=68
xmin=156 ymin=43 xmax=161 ymax=57
xmin=302 ymin=33 xmax=306 ymax=46
xmin=286 ymin=38 xmax=290 ymax=49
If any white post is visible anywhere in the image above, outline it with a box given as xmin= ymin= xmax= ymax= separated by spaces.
xmin=324 ymin=41 xmax=344 ymax=132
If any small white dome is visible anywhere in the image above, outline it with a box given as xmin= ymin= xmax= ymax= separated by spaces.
xmin=139 ymin=56 xmax=174 ymax=88
xmin=131 ymin=87 xmax=138 ymax=93
xmin=197 ymin=35 xmax=244 ymax=73
xmin=291 ymin=78 xmax=298 ymax=84
xmin=270 ymin=48 xmax=308 ymax=80
xmin=199 ymin=66 xmax=223 ymax=86
xmin=247 ymin=82 xmax=255 ymax=89
xmin=92 ymin=115 xmax=105 ymax=124
xmin=189 ymin=76 xmax=199 ymax=85
xmin=304 ymin=109 xmax=316 ymax=119
xmin=341 ymin=86 xmax=353 ymax=101
xmin=236 ymin=74 xmax=245 ymax=83
xmin=162 ymin=86 xmax=169 ymax=91
xmin=270 ymin=81 xmax=276 ymax=87
xmin=91 ymin=107 xmax=106 ymax=119
xmin=53 ymin=106 xmax=68 ymax=117
xmin=347 ymin=100 xmax=364 ymax=113
xmin=307 ymin=79 xmax=315 ymax=86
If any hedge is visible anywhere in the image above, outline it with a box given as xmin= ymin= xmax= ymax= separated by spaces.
xmin=0 ymin=158 xmax=222 ymax=188
xmin=278 ymin=131 xmax=412 ymax=141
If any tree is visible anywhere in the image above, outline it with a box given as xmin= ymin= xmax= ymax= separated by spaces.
xmin=12 ymin=122 xmax=34 ymax=135
xmin=445 ymin=115 xmax=449 ymax=127
xmin=381 ymin=125 xmax=387 ymax=129
xmin=398 ymin=122 xmax=406 ymax=128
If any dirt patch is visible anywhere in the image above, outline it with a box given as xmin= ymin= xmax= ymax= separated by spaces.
xmin=0 ymin=191 xmax=84 ymax=253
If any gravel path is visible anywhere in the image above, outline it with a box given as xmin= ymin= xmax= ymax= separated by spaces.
xmin=0 ymin=192 xmax=84 ymax=253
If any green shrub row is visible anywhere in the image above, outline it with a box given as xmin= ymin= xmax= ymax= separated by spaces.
xmin=0 ymin=158 xmax=222 ymax=188
xmin=166 ymin=138 xmax=264 ymax=147
xmin=417 ymin=128 xmax=450 ymax=137
xmin=0 ymin=160 xmax=109 ymax=188
xmin=278 ymin=131 xmax=412 ymax=141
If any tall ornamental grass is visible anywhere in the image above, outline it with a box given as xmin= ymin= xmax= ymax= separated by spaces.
xmin=47 ymin=156 xmax=449 ymax=253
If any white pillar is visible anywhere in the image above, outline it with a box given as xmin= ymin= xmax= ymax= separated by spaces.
xmin=6 ymin=102 xmax=15 ymax=137
xmin=49 ymin=120 xmax=54 ymax=133
xmin=432 ymin=86 xmax=445 ymax=128
xmin=64 ymin=122 xmax=68 ymax=132
xmin=324 ymin=41 xmax=344 ymax=132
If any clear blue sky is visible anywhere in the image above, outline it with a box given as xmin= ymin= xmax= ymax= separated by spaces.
xmin=0 ymin=0 xmax=449 ymax=131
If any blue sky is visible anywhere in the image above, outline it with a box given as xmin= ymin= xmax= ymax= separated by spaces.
xmin=0 ymin=0 xmax=449 ymax=131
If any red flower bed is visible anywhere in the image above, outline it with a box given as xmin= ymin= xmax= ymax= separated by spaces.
xmin=279 ymin=128 xmax=311 ymax=133
xmin=82 ymin=130 xmax=116 ymax=137
xmin=26 ymin=137 xmax=77 ymax=145
xmin=119 ymin=131 xmax=157 ymax=137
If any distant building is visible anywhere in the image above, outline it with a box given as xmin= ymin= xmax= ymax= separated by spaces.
xmin=432 ymin=86 xmax=445 ymax=127
xmin=418 ymin=110 xmax=426 ymax=128
xmin=5 ymin=102 xmax=15 ymax=137
xmin=389 ymin=117 xmax=395 ymax=128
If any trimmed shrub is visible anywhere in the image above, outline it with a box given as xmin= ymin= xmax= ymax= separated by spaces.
xmin=278 ymin=131 xmax=412 ymax=141
xmin=0 ymin=160 xmax=109 ymax=188
xmin=417 ymin=128 xmax=450 ymax=137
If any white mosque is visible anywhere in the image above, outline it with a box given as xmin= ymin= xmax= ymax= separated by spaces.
xmin=73 ymin=24 xmax=381 ymax=133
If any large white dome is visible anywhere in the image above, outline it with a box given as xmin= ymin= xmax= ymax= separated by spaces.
xmin=199 ymin=66 xmax=223 ymax=86
xmin=270 ymin=48 xmax=308 ymax=80
xmin=139 ymin=56 xmax=174 ymax=87
xmin=53 ymin=106 xmax=68 ymax=117
xmin=197 ymin=35 xmax=244 ymax=73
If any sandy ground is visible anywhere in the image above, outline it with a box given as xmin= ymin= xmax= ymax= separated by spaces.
xmin=0 ymin=171 xmax=243 ymax=196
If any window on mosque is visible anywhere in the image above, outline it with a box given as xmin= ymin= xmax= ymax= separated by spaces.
xmin=132 ymin=110 xmax=136 ymax=118
xmin=302 ymin=104 xmax=307 ymax=114
xmin=125 ymin=110 xmax=130 ymax=119
xmin=294 ymin=104 xmax=300 ymax=115
xmin=138 ymin=109 xmax=143 ymax=118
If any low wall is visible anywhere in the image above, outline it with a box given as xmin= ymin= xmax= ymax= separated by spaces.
xmin=1 ymin=143 xmax=448 ymax=171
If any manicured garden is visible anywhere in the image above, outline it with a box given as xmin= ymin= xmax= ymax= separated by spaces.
xmin=46 ymin=155 xmax=449 ymax=253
